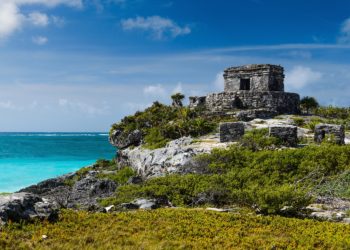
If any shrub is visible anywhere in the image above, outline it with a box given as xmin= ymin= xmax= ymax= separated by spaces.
xmin=110 ymin=102 xmax=217 ymax=149
xmin=98 ymin=167 xmax=136 ymax=185
xmin=240 ymin=128 xmax=282 ymax=151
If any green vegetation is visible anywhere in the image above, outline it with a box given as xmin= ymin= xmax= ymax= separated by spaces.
xmin=102 ymin=144 xmax=350 ymax=215
xmin=239 ymin=128 xmax=282 ymax=151
xmin=110 ymin=101 xmax=218 ymax=149
xmin=300 ymin=96 xmax=319 ymax=114
xmin=170 ymin=92 xmax=185 ymax=107
xmin=98 ymin=167 xmax=135 ymax=185
xmin=1 ymin=209 xmax=349 ymax=249
xmin=315 ymin=106 xmax=350 ymax=120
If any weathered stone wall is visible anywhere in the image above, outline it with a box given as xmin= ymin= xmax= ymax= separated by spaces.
xmin=224 ymin=64 xmax=284 ymax=92
xmin=219 ymin=122 xmax=245 ymax=142
xmin=314 ymin=124 xmax=345 ymax=145
xmin=190 ymin=91 xmax=300 ymax=115
xmin=269 ymin=125 xmax=298 ymax=147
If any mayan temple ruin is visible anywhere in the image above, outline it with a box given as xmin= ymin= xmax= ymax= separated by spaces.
xmin=189 ymin=64 xmax=300 ymax=120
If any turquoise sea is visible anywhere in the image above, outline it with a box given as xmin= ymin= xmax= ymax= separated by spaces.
xmin=0 ymin=133 xmax=116 ymax=193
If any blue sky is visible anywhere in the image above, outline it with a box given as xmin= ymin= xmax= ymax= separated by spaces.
xmin=0 ymin=0 xmax=350 ymax=131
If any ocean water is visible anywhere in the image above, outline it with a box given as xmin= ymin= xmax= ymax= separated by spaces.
xmin=0 ymin=133 xmax=116 ymax=193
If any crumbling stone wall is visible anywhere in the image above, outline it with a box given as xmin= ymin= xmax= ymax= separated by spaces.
xmin=219 ymin=122 xmax=245 ymax=142
xmin=314 ymin=124 xmax=345 ymax=145
xmin=269 ymin=125 xmax=298 ymax=147
xmin=189 ymin=64 xmax=300 ymax=120
xmin=224 ymin=64 xmax=284 ymax=92
xmin=190 ymin=91 xmax=300 ymax=115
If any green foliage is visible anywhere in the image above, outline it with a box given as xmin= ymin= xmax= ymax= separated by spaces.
xmin=64 ymin=159 xmax=117 ymax=187
xmin=315 ymin=106 xmax=350 ymax=120
xmin=110 ymin=102 xmax=217 ymax=149
xmin=98 ymin=167 xmax=136 ymax=185
xmin=314 ymin=170 xmax=350 ymax=199
xmin=103 ymin=144 xmax=350 ymax=215
xmin=170 ymin=92 xmax=185 ymax=107
xmin=240 ymin=128 xmax=282 ymax=151
xmin=293 ymin=117 xmax=305 ymax=126
xmin=300 ymin=96 xmax=319 ymax=114
xmin=1 ymin=209 xmax=350 ymax=249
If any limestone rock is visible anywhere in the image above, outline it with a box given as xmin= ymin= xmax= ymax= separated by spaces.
xmin=0 ymin=193 xmax=58 ymax=225
xmin=269 ymin=125 xmax=298 ymax=147
xmin=67 ymin=177 xmax=117 ymax=210
xmin=20 ymin=171 xmax=117 ymax=210
xmin=118 ymin=136 xmax=228 ymax=178
xmin=119 ymin=198 xmax=170 ymax=210
xmin=219 ymin=122 xmax=245 ymax=142
xmin=109 ymin=129 xmax=142 ymax=149
xmin=314 ymin=124 xmax=345 ymax=145
xmin=237 ymin=109 xmax=278 ymax=121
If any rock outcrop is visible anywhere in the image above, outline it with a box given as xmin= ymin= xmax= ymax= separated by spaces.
xmin=118 ymin=136 xmax=228 ymax=178
xmin=0 ymin=193 xmax=58 ymax=225
xmin=109 ymin=129 xmax=142 ymax=149
xmin=314 ymin=124 xmax=345 ymax=145
xmin=20 ymin=171 xmax=117 ymax=210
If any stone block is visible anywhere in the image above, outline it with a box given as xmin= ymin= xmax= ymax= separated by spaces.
xmin=314 ymin=124 xmax=345 ymax=145
xmin=219 ymin=122 xmax=245 ymax=142
xmin=269 ymin=125 xmax=298 ymax=147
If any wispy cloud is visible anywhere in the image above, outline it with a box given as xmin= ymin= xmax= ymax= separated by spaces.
xmin=58 ymin=98 xmax=110 ymax=116
xmin=32 ymin=36 xmax=48 ymax=45
xmin=121 ymin=16 xmax=191 ymax=40
xmin=0 ymin=0 xmax=81 ymax=40
xmin=143 ymin=84 xmax=166 ymax=96
xmin=28 ymin=11 xmax=49 ymax=26
xmin=204 ymin=43 xmax=350 ymax=54
xmin=213 ymin=72 xmax=224 ymax=91
xmin=285 ymin=66 xmax=322 ymax=89
xmin=338 ymin=17 xmax=350 ymax=44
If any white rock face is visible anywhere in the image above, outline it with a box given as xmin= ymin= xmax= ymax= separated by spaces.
xmin=120 ymin=135 xmax=229 ymax=178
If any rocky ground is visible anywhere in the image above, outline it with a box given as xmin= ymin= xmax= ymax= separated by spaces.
xmin=1 ymin=115 xmax=350 ymax=225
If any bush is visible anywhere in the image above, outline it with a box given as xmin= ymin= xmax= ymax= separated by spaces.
xmin=110 ymin=102 xmax=217 ymax=149
xmin=104 ymin=144 xmax=350 ymax=214
xmin=98 ymin=167 xmax=135 ymax=185
xmin=315 ymin=106 xmax=350 ymax=119
xmin=240 ymin=128 xmax=282 ymax=151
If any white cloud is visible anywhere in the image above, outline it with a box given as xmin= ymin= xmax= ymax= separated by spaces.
xmin=28 ymin=11 xmax=49 ymax=26
xmin=172 ymin=82 xmax=183 ymax=94
xmin=13 ymin=0 xmax=83 ymax=8
xmin=58 ymin=98 xmax=109 ymax=115
xmin=0 ymin=0 xmax=81 ymax=39
xmin=0 ymin=101 xmax=18 ymax=110
xmin=121 ymin=16 xmax=191 ymax=40
xmin=143 ymin=84 xmax=166 ymax=96
xmin=51 ymin=15 xmax=65 ymax=27
xmin=285 ymin=66 xmax=322 ymax=89
xmin=32 ymin=36 xmax=48 ymax=45
xmin=338 ymin=18 xmax=350 ymax=44
xmin=213 ymin=72 xmax=224 ymax=90
xmin=0 ymin=2 xmax=24 ymax=39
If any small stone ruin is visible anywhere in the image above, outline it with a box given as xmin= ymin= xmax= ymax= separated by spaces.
xmin=269 ymin=125 xmax=298 ymax=147
xmin=314 ymin=124 xmax=345 ymax=145
xmin=189 ymin=64 xmax=300 ymax=120
xmin=219 ymin=122 xmax=245 ymax=143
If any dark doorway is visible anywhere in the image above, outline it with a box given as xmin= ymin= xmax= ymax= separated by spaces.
xmin=240 ymin=78 xmax=250 ymax=90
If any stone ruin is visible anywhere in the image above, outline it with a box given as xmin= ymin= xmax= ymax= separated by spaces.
xmin=219 ymin=122 xmax=298 ymax=147
xmin=314 ymin=124 xmax=345 ymax=145
xmin=219 ymin=122 xmax=245 ymax=143
xmin=269 ymin=125 xmax=298 ymax=147
xmin=189 ymin=64 xmax=300 ymax=120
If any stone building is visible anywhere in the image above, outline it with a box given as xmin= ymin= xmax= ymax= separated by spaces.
xmin=189 ymin=64 xmax=300 ymax=119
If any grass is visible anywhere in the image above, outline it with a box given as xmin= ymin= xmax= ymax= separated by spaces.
xmin=1 ymin=209 xmax=349 ymax=249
